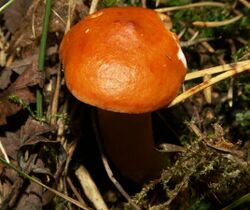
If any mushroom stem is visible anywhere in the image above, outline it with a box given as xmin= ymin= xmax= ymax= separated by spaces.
xmin=97 ymin=109 xmax=163 ymax=183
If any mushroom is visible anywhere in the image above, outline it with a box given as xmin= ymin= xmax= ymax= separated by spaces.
xmin=60 ymin=7 xmax=187 ymax=183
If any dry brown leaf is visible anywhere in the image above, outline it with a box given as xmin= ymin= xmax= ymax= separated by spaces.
xmin=0 ymin=132 xmax=20 ymax=160
xmin=0 ymin=88 xmax=34 ymax=125
xmin=0 ymin=68 xmax=12 ymax=89
xmin=14 ymin=183 xmax=43 ymax=210
xmin=8 ymin=0 xmax=83 ymax=53
xmin=0 ymin=117 xmax=64 ymax=209
xmin=20 ymin=117 xmax=54 ymax=141
xmin=8 ymin=55 xmax=38 ymax=75
xmin=3 ymin=0 xmax=32 ymax=33
xmin=0 ymin=61 xmax=44 ymax=125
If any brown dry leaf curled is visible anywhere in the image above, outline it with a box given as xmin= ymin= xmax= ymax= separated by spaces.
xmin=0 ymin=117 xmax=65 ymax=209
xmin=0 ymin=61 xmax=44 ymax=125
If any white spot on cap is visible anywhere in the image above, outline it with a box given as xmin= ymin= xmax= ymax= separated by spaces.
xmin=177 ymin=46 xmax=187 ymax=68
xmin=89 ymin=11 xmax=103 ymax=19
xmin=85 ymin=28 xmax=90 ymax=33
xmin=170 ymin=32 xmax=187 ymax=68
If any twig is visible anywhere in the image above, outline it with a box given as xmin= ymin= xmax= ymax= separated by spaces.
xmin=168 ymin=60 xmax=250 ymax=107
xmin=0 ymin=141 xmax=10 ymax=163
xmin=185 ymin=60 xmax=250 ymax=81
xmin=141 ymin=0 xmax=147 ymax=8
xmin=189 ymin=31 xmax=199 ymax=42
xmin=50 ymin=67 xmax=61 ymax=125
xmin=155 ymin=2 xmax=225 ymax=13
xmin=222 ymin=192 xmax=250 ymax=210
xmin=186 ymin=121 xmax=204 ymax=139
xmin=186 ymin=27 xmax=215 ymax=53
xmin=32 ymin=10 xmax=36 ymax=39
xmin=56 ymin=91 xmax=69 ymax=148
xmin=203 ymin=74 xmax=212 ymax=104
xmin=52 ymin=8 xmax=66 ymax=25
xmin=66 ymin=177 xmax=90 ymax=208
xmin=89 ymin=0 xmax=99 ymax=14
xmin=0 ymin=0 xmax=15 ymax=13
xmin=1 ymin=155 xmax=37 ymax=209
xmin=155 ymin=0 xmax=160 ymax=7
xmin=64 ymin=137 xmax=77 ymax=175
xmin=0 ymin=157 xmax=89 ymax=210
xmin=75 ymin=165 xmax=108 ymax=210
xmin=180 ymin=37 xmax=216 ymax=47
xmin=239 ymin=0 xmax=250 ymax=9
xmin=193 ymin=14 xmax=243 ymax=27
xmin=65 ymin=0 xmax=73 ymax=33
xmin=237 ymin=37 xmax=248 ymax=45
xmin=91 ymin=109 xmax=141 ymax=210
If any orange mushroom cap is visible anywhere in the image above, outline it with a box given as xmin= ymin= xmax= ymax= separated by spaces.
xmin=60 ymin=7 xmax=187 ymax=113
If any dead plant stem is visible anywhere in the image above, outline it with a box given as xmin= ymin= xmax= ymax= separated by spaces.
xmin=0 ymin=157 xmax=89 ymax=209
xmin=75 ymin=166 xmax=108 ymax=210
xmin=169 ymin=60 xmax=250 ymax=107
xmin=89 ymin=0 xmax=99 ymax=14
xmin=239 ymin=0 xmax=250 ymax=9
xmin=185 ymin=60 xmax=250 ymax=81
xmin=67 ymin=177 xmax=89 ymax=208
xmin=193 ymin=14 xmax=243 ymax=27
xmin=0 ymin=141 xmax=10 ymax=163
xmin=155 ymin=2 xmax=225 ymax=13
xmin=50 ymin=67 xmax=61 ymax=125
